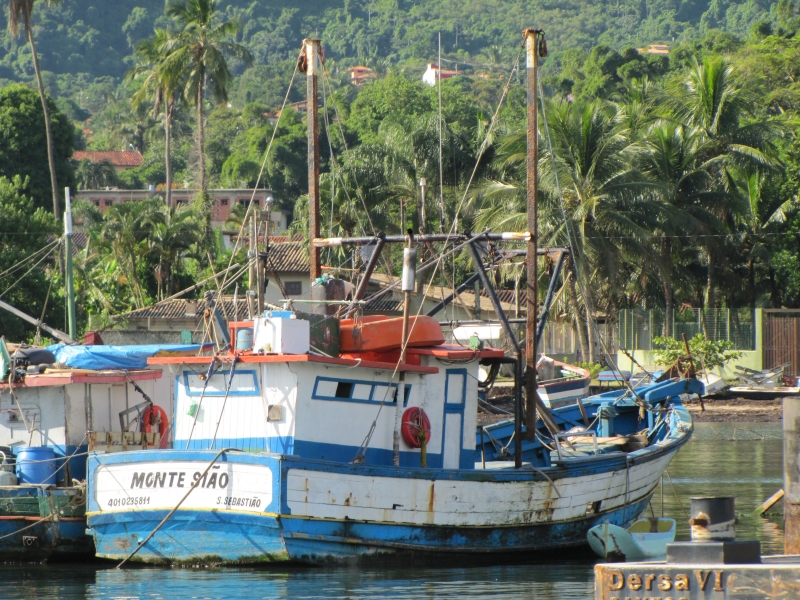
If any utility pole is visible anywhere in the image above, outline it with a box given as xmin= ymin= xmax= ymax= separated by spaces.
xmin=394 ymin=231 xmax=415 ymax=466
xmin=419 ymin=178 xmax=427 ymax=232
xmin=524 ymin=28 xmax=545 ymax=442
xmin=256 ymin=212 xmax=265 ymax=315
xmin=248 ymin=215 xmax=257 ymax=318
xmin=304 ymin=39 xmax=322 ymax=286
xmin=64 ymin=187 xmax=77 ymax=340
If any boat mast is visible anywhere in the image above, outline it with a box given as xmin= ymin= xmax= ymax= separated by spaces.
xmin=64 ymin=187 xmax=77 ymax=340
xmin=524 ymin=29 xmax=544 ymax=442
xmin=304 ymin=39 xmax=322 ymax=289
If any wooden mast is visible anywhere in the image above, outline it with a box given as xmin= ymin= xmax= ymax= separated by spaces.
xmin=524 ymin=28 xmax=544 ymax=442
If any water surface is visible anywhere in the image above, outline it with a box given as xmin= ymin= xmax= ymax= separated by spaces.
xmin=0 ymin=422 xmax=784 ymax=599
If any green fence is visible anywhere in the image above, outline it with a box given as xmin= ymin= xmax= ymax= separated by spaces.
xmin=618 ymin=309 xmax=755 ymax=352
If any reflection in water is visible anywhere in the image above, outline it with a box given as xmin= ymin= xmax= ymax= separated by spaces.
xmin=0 ymin=422 xmax=785 ymax=599
xmin=654 ymin=421 xmax=784 ymax=555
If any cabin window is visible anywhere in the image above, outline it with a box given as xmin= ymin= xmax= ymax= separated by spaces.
xmin=285 ymin=282 xmax=302 ymax=296
xmin=335 ymin=381 xmax=353 ymax=398
xmin=586 ymin=501 xmax=601 ymax=515
xmin=184 ymin=369 xmax=259 ymax=396
xmin=313 ymin=377 xmax=410 ymax=406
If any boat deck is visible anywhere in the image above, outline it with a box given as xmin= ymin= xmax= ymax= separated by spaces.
xmin=0 ymin=368 xmax=161 ymax=389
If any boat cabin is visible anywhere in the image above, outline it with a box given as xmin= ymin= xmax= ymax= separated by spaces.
xmin=151 ymin=315 xmax=503 ymax=469
xmin=0 ymin=369 xmax=165 ymax=482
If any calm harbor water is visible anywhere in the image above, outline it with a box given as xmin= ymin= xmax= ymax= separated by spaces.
xmin=0 ymin=422 xmax=785 ymax=599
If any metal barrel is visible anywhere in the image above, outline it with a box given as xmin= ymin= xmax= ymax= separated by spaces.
xmin=689 ymin=496 xmax=736 ymax=541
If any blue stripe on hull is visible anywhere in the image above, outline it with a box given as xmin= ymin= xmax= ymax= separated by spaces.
xmin=88 ymin=496 xmax=652 ymax=565
xmin=90 ymin=509 xmax=289 ymax=564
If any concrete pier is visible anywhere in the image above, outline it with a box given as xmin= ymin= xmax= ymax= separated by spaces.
xmin=594 ymin=398 xmax=800 ymax=599
xmin=785 ymin=395 xmax=800 ymax=553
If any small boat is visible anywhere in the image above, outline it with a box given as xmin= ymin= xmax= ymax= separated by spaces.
xmin=587 ymin=517 xmax=676 ymax=562
xmin=340 ymin=315 xmax=445 ymax=353
xmin=536 ymin=356 xmax=591 ymax=409
xmin=698 ymin=372 xmax=727 ymax=396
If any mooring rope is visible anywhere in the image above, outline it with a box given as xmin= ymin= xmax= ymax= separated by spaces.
xmin=116 ymin=447 xmax=238 ymax=568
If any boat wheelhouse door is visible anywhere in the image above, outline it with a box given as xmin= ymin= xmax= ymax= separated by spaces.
xmin=442 ymin=369 xmax=468 ymax=468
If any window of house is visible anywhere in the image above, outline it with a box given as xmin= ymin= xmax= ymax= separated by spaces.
xmin=104 ymin=199 xmax=113 ymax=207
xmin=92 ymin=200 xmax=100 ymax=207
xmin=219 ymin=198 xmax=229 ymax=206
xmin=285 ymin=281 xmax=302 ymax=296
xmin=176 ymin=199 xmax=188 ymax=206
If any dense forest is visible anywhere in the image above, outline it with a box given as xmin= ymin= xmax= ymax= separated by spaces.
xmin=1 ymin=0 xmax=800 ymax=347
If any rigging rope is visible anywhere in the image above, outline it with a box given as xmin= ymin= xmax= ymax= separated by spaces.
xmin=214 ymin=55 xmax=301 ymax=304
xmin=0 ymin=238 xmax=61 ymax=282
xmin=0 ymin=238 xmax=62 ymax=300
xmin=351 ymin=47 xmax=523 ymax=461
xmin=537 ymin=79 xmax=634 ymax=393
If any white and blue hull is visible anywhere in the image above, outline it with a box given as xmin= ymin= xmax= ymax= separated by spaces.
xmin=87 ymin=426 xmax=687 ymax=564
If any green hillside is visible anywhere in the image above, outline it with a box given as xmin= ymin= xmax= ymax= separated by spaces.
xmin=0 ymin=0 xmax=777 ymax=84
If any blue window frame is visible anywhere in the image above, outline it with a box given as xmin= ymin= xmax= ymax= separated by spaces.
xmin=312 ymin=376 xmax=410 ymax=406
xmin=183 ymin=369 xmax=259 ymax=397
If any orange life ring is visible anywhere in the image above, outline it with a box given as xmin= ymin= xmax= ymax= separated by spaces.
xmin=401 ymin=407 xmax=431 ymax=448
xmin=142 ymin=405 xmax=170 ymax=449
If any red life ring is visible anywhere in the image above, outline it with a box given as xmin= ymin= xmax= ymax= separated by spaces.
xmin=141 ymin=405 xmax=170 ymax=449
xmin=401 ymin=407 xmax=431 ymax=448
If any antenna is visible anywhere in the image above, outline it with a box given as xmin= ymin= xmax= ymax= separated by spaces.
xmin=438 ymin=32 xmax=445 ymax=233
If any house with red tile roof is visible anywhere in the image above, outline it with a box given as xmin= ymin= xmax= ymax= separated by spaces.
xmin=72 ymin=150 xmax=144 ymax=172
xmin=348 ymin=66 xmax=376 ymax=86
xmin=422 ymin=63 xmax=463 ymax=86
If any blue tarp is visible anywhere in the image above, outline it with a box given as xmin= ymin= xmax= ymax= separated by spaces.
xmin=46 ymin=344 xmax=204 ymax=370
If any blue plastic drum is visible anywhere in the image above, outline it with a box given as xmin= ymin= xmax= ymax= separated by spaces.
xmin=15 ymin=446 xmax=57 ymax=485
xmin=236 ymin=327 xmax=253 ymax=351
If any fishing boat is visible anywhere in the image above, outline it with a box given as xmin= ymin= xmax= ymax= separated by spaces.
xmin=84 ymin=33 xmax=700 ymax=566
xmin=587 ymin=517 xmax=677 ymax=562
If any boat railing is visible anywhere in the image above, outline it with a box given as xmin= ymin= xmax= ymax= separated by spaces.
xmin=554 ymin=430 xmax=599 ymax=460
xmin=88 ymin=431 xmax=160 ymax=453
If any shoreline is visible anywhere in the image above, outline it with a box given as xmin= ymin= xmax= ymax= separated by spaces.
xmin=683 ymin=396 xmax=783 ymax=423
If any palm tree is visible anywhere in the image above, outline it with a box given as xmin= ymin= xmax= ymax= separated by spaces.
xmin=379 ymin=115 xmax=443 ymax=232
xmin=97 ymin=198 xmax=160 ymax=308
xmin=144 ymin=203 xmax=200 ymax=299
xmin=8 ymin=0 xmax=62 ymax=218
xmin=163 ymin=0 xmax=252 ymax=192
xmin=475 ymin=100 xmax=662 ymax=361
xmin=128 ymin=28 xmax=184 ymax=207
xmin=669 ymin=56 xmax=779 ymax=307
xmin=75 ymin=159 xmax=118 ymax=190
xmin=734 ymin=169 xmax=796 ymax=310
xmin=638 ymin=122 xmax=729 ymax=331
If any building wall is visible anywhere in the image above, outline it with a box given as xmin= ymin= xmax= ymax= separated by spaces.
xmin=616 ymin=309 xmax=764 ymax=377
xmin=73 ymin=188 xmax=287 ymax=231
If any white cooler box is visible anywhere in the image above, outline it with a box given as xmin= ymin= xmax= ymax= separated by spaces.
xmin=253 ymin=315 xmax=310 ymax=355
